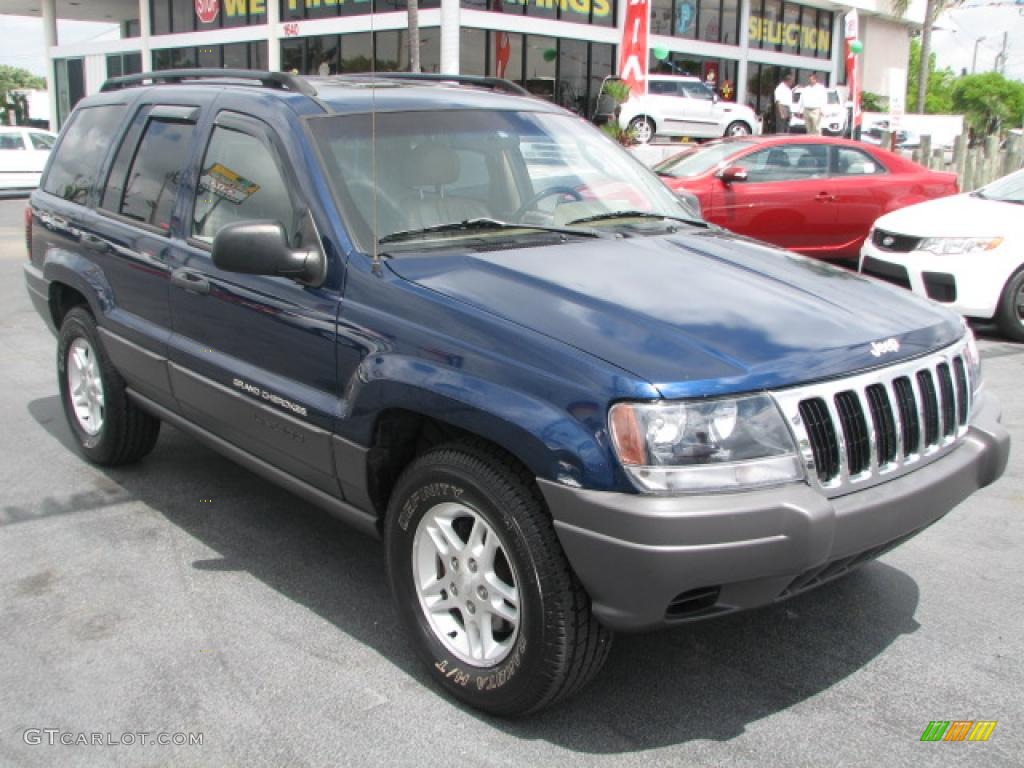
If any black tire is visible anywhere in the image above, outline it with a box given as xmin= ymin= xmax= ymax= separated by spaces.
xmin=385 ymin=440 xmax=612 ymax=716
xmin=725 ymin=120 xmax=751 ymax=137
xmin=628 ymin=116 xmax=655 ymax=144
xmin=57 ymin=307 xmax=160 ymax=465
xmin=995 ymin=268 xmax=1024 ymax=343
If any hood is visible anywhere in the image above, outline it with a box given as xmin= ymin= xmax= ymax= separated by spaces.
xmin=387 ymin=231 xmax=963 ymax=399
xmin=875 ymin=192 xmax=1024 ymax=238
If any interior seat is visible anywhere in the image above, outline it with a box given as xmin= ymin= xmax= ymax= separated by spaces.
xmin=400 ymin=142 xmax=491 ymax=230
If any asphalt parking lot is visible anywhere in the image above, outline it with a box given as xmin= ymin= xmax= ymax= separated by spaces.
xmin=0 ymin=195 xmax=1021 ymax=768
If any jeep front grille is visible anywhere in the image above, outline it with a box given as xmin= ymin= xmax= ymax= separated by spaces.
xmin=773 ymin=338 xmax=973 ymax=497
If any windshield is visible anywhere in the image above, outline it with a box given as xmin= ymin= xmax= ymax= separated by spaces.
xmin=653 ymin=141 xmax=753 ymax=179
xmin=308 ymin=109 xmax=696 ymax=251
xmin=976 ymin=169 xmax=1024 ymax=203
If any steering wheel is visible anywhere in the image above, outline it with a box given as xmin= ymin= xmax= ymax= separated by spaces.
xmin=511 ymin=186 xmax=583 ymax=222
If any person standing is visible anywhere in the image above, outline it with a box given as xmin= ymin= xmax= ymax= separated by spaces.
xmin=801 ymin=73 xmax=828 ymax=135
xmin=774 ymin=72 xmax=794 ymax=134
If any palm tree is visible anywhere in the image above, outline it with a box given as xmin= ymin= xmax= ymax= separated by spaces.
xmin=408 ymin=0 xmax=421 ymax=73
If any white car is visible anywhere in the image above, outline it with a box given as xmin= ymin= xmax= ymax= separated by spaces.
xmin=860 ymin=168 xmax=1024 ymax=341
xmin=790 ymin=87 xmax=848 ymax=136
xmin=617 ymin=75 xmax=760 ymax=144
xmin=0 ymin=126 xmax=57 ymax=191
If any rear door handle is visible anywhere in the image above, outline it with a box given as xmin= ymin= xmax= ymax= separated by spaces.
xmin=171 ymin=268 xmax=211 ymax=295
xmin=80 ymin=233 xmax=108 ymax=252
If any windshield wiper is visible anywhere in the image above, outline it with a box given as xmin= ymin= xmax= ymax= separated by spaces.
xmin=565 ymin=210 xmax=707 ymax=228
xmin=377 ymin=217 xmax=608 ymax=245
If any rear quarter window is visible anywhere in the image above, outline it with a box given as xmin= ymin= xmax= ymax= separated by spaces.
xmin=43 ymin=105 xmax=128 ymax=204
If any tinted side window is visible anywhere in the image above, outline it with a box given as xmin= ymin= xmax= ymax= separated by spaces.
xmin=30 ymin=133 xmax=56 ymax=150
xmin=649 ymin=81 xmax=677 ymax=96
xmin=680 ymin=83 xmax=714 ymax=101
xmin=835 ymin=147 xmax=886 ymax=176
xmin=192 ymin=126 xmax=296 ymax=244
xmin=0 ymin=133 xmax=26 ymax=150
xmin=102 ymin=117 xmax=196 ymax=232
xmin=43 ymin=105 xmax=128 ymax=204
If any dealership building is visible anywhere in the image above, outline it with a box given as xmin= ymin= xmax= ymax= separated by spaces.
xmin=1 ymin=0 xmax=924 ymax=129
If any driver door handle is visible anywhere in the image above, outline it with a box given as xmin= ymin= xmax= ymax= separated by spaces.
xmin=171 ymin=268 xmax=211 ymax=296
xmin=814 ymin=192 xmax=837 ymax=202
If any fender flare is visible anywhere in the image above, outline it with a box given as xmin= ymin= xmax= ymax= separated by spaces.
xmin=343 ymin=353 xmax=619 ymax=491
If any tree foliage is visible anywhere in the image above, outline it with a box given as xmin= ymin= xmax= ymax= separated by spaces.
xmin=906 ymin=38 xmax=955 ymax=114
xmin=0 ymin=65 xmax=46 ymax=126
xmin=951 ymin=72 xmax=1024 ymax=138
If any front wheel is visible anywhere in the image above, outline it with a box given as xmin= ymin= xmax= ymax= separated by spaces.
xmin=628 ymin=116 xmax=655 ymax=144
xmin=385 ymin=441 xmax=612 ymax=716
xmin=995 ymin=268 xmax=1024 ymax=342
xmin=725 ymin=120 xmax=751 ymax=137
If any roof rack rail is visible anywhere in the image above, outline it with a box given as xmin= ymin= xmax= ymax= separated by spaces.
xmin=342 ymin=72 xmax=531 ymax=97
xmin=100 ymin=69 xmax=318 ymax=97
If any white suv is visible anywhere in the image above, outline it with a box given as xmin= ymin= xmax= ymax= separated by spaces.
xmin=790 ymin=87 xmax=848 ymax=136
xmin=617 ymin=75 xmax=759 ymax=144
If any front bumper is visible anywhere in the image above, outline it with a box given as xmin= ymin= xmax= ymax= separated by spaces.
xmin=541 ymin=391 xmax=1009 ymax=632
xmin=860 ymin=240 xmax=1007 ymax=319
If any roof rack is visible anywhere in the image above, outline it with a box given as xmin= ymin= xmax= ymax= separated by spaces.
xmin=100 ymin=69 xmax=318 ymax=97
xmin=341 ymin=72 xmax=531 ymax=97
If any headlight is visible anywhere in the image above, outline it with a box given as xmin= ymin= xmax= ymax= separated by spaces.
xmin=964 ymin=326 xmax=984 ymax=399
xmin=917 ymin=236 xmax=1003 ymax=255
xmin=608 ymin=395 xmax=803 ymax=493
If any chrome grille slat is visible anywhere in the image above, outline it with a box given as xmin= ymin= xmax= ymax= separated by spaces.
xmin=774 ymin=338 xmax=973 ymax=498
xmin=953 ymin=356 xmax=969 ymax=426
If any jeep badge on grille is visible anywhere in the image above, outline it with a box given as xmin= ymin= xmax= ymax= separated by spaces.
xmin=870 ymin=338 xmax=901 ymax=357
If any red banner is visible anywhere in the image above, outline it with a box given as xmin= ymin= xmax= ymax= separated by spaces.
xmin=493 ymin=0 xmax=511 ymax=79
xmin=618 ymin=0 xmax=650 ymax=96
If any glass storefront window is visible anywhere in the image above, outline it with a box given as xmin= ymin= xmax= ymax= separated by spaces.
xmin=152 ymin=42 xmax=268 ymax=71
xmin=523 ymin=36 xmax=557 ymax=101
xmin=721 ymin=0 xmax=738 ymax=45
xmin=698 ymin=0 xmax=720 ymax=43
xmin=462 ymin=0 xmax=615 ymax=28
xmin=817 ymin=11 xmax=833 ymax=61
xmin=152 ymin=0 xmax=268 ymax=34
xmin=650 ymin=0 xmax=673 ymax=36
xmin=106 ymin=53 xmax=143 ymax=80
xmin=461 ymin=28 xmax=487 ymax=76
xmin=340 ymin=33 xmax=373 ymax=73
xmin=781 ymin=3 xmax=801 ymax=55
xmin=557 ymin=38 xmax=587 ymax=116
xmin=281 ymin=0 xmax=439 ymax=20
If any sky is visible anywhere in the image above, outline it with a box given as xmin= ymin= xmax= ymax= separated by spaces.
xmin=0 ymin=16 xmax=120 ymax=77
xmin=927 ymin=4 xmax=1024 ymax=82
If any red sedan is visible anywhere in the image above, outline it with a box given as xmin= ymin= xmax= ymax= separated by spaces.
xmin=653 ymin=136 xmax=958 ymax=261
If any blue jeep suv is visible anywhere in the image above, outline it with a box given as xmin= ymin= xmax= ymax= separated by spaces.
xmin=23 ymin=70 xmax=1009 ymax=716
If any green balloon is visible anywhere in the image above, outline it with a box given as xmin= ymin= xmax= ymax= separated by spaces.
xmin=543 ymin=48 xmax=557 ymax=62
xmin=850 ymin=39 xmax=863 ymax=55
xmin=652 ymin=46 xmax=669 ymax=61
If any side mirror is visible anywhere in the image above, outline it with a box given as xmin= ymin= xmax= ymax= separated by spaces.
xmin=212 ymin=221 xmax=325 ymax=286
xmin=717 ymin=165 xmax=748 ymax=184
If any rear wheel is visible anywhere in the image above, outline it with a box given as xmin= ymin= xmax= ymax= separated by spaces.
xmin=725 ymin=120 xmax=751 ymax=137
xmin=995 ymin=268 xmax=1024 ymax=342
xmin=57 ymin=307 xmax=160 ymax=465
xmin=628 ymin=116 xmax=655 ymax=144
xmin=385 ymin=441 xmax=612 ymax=716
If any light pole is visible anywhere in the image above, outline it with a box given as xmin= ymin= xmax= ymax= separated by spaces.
xmin=972 ymin=35 xmax=986 ymax=74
